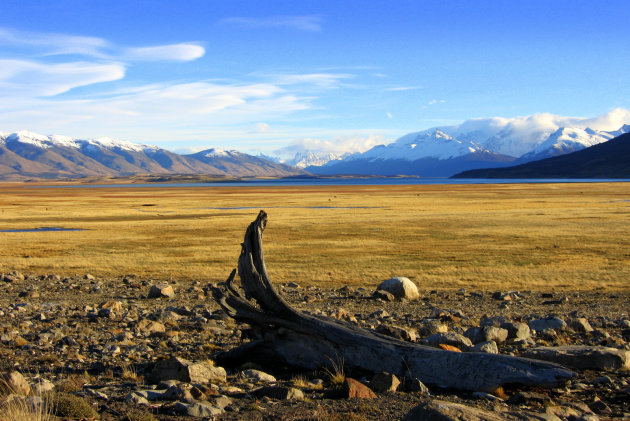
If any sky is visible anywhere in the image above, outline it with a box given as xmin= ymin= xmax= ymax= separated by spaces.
xmin=1 ymin=0 xmax=629 ymax=158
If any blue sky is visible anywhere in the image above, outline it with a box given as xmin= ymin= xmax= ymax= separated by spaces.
xmin=1 ymin=0 xmax=628 ymax=157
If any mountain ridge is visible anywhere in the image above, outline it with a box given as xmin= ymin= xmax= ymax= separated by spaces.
xmin=452 ymin=132 xmax=630 ymax=179
xmin=0 ymin=131 xmax=306 ymax=180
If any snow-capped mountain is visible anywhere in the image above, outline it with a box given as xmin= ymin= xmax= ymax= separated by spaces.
xmin=0 ymin=131 xmax=305 ymax=180
xmin=308 ymin=116 xmax=630 ymax=177
xmin=356 ymin=129 xmax=481 ymax=161
xmin=286 ymin=151 xmax=347 ymax=168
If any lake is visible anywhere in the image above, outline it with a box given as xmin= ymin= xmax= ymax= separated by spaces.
xmin=35 ymin=177 xmax=630 ymax=188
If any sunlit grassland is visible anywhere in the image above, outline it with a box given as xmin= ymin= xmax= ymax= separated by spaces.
xmin=0 ymin=182 xmax=628 ymax=291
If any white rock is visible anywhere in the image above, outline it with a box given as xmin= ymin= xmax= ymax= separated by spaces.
xmin=377 ymin=277 xmax=419 ymax=300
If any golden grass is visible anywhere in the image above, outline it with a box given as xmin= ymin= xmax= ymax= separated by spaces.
xmin=0 ymin=181 xmax=628 ymax=291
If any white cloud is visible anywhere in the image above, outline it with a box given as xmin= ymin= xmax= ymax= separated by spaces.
xmin=0 ymin=27 xmax=109 ymax=57
xmin=576 ymin=108 xmax=630 ymax=131
xmin=0 ymin=59 xmax=125 ymax=96
xmin=275 ymin=134 xmax=390 ymax=158
xmin=428 ymin=99 xmax=446 ymax=105
xmin=253 ymin=122 xmax=270 ymax=133
xmin=272 ymin=73 xmax=352 ymax=88
xmin=439 ymin=109 xmax=630 ymax=157
xmin=219 ymin=15 xmax=323 ymax=32
xmin=386 ymin=112 xmax=393 ymax=119
xmin=386 ymin=86 xmax=419 ymax=91
xmin=125 ymin=43 xmax=205 ymax=61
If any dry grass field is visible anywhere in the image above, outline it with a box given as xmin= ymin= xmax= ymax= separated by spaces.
xmin=0 ymin=181 xmax=628 ymax=291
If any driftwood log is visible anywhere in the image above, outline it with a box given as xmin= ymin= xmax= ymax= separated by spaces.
xmin=212 ymin=211 xmax=575 ymax=392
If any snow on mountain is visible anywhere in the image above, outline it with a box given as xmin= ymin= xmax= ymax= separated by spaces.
xmin=3 ymin=130 xmax=157 ymax=152
xmin=356 ymin=129 xmax=481 ymax=161
xmin=202 ymin=148 xmax=241 ymax=158
xmin=288 ymin=151 xmax=347 ymax=168
xmin=522 ymin=127 xmax=615 ymax=159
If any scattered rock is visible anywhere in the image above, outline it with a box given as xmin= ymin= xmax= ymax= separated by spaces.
xmin=419 ymin=319 xmax=448 ymax=336
xmin=373 ymin=289 xmax=395 ymax=302
xmin=0 ymin=371 xmax=30 ymax=395
xmin=242 ymin=369 xmax=277 ymax=383
xmin=376 ymin=277 xmax=419 ymax=300
xmin=148 ymin=356 xmax=226 ymax=384
xmin=482 ymin=326 xmax=508 ymax=344
xmin=173 ymin=401 xmax=224 ymax=417
xmin=403 ymin=399 xmax=562 ymax=421
xmin=370 ymin=372 xmax=400 ymax=393
xmin=343 ymin=377 xmax=377 ymax=399
xmin=376 ymin=324 xmax=417 ymax=342
xmin=251 ymin=385 xmax=304 ymax=400
xmin=471 ymin=340 xmax=498 ymax=354
xmin=501 ymin=322 xmax=531 ymax=340
xmin=147 ymin=283 xmax=175 ymax=299
xmin=422 ymin=332 xmax=473 ymax=350
xmin=529 ymin=317 xmax=567 ymax=332
xmin=569 ymin=318 xmax=594 ymax=333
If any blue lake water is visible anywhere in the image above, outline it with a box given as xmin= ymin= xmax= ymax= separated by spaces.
xmin=34 ymin=177 xmax=630 ymax=188
xmin=0 ymin=227 xmax=84 ymax=233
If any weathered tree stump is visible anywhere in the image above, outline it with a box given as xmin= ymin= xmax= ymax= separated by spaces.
xmin=212 ymin=211 xmax=575 ymax=392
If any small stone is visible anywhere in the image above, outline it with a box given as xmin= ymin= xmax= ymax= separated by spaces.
xmin=437 ymin=344 xmax=462 ymax=352
xmin=148 ymin=283 xmax=175 ymax=299
xmin=529 ymin=317 xmax=567 ymax=333
xmin=163 ymin=384 xmax=195 ymax=402
xmin=419 ymin=320 xmax=448 ymax=336
xmin=376 ymin=324 xmax=417 ymax=342
xmin=404 ymin=377 xmax=430 ymax=394
xmin=501 ymin=322 xmax=531 ymax=340
xmin=148 ymin=357 xmax=226 ymax=384
xmin=242 ymin=369 xmax=276 ymax=383
xmin=422 ymin=332 xmax=472 ymax=350
xmin=343 ymin=378 xmax=377 ymax=399
xmin=482 ymin=326 xmax=508 ymax=344
xmin=376 ymin=277 xmax=419 ymax=300
xmin=251 ymin=385 xmax=304 ymax=400
xmin=125 ymin=392 xmax=149 ymax=406
xmin=173 ymin=401 xmax=224 ymax=417
xmin=569 ymin=318 xmax=594 ymax=333
xmin=0 ymin=371 xmax=31 ymax=395
xmin=370 ymin=372 xmax=400 ymax=393
xmin=136 ymin=319 xmax=166 ymax=335
xmin=373 ymin=289 xmax=395 ymax=302
xmin=588 ymin=398 xmax=612 ymax=415
xmin=287 ymin=282 xmax=300 ymax=288
xmin=471 ymin=340 xmax=498 ymax=354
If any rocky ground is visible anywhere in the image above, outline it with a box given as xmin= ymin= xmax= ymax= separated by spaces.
xmin=0 ymin=270 xmax=628 ymax=420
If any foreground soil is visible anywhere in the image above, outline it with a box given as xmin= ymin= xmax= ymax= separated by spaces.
xmin=0 ymin=271 xmax=628 ymax=420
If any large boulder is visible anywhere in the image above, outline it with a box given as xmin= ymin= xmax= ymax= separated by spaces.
xmin=377 ymin=277 xmax=419 ymax=300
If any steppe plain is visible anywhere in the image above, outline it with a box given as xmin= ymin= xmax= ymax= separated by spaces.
xmin=0 ymin=181 xmax=629 ymax=420
xmin=1 ymin=181 xmax=629 ymax=291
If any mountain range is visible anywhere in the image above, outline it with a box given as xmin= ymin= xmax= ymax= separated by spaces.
xmin=307 ymin=121 xmax=630 ymax=177
xmin=0 ymin=131 xmax=305 ymax=180
xmin=452 ymin=132 xmax=630 ymax=179
xmin=2 ymin=114 xmax=630 ymax=180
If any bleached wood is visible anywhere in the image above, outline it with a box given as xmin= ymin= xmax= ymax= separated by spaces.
xmin=212 ymin=211 xmax=575 ymax=392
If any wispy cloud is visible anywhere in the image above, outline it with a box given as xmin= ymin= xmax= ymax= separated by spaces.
xmin=275 ymin=134 xmax=389 ymax=158
xmin=0 ymin=59 xmax=125 ymax=96
xmin=0 ymin=26 xmax=205 ymax=62
xmin=272 ymin=73 xmax=353 ymax=88
xmin=386 ymin=86 xmax=419 ymax=92
xmin=124 ymin=43 xmax=205 ymax=61
xmin=219 ymin=15 xmax=323 ymax=32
